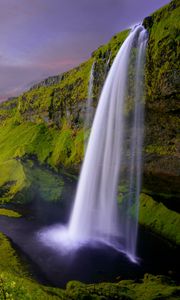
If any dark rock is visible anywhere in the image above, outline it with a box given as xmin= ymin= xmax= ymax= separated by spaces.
xmin=143 ymin=16 xmax=153 ymax=29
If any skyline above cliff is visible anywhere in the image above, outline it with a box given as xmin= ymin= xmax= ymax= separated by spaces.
xmin=0 ymin=0 xmax=170 ymax=102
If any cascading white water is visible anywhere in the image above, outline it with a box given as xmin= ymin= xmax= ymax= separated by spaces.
xmin=68 ymin=25 xmax=148 ymax=261
xmin=39 ymin=25 xmax=148 ymax=263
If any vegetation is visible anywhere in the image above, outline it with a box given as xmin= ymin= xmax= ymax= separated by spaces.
xmin=0 ymin=158 xmax=65 ymax=204
xmin=0 ymin=208 xmax=21 ymax=218
xmin=139 ymin=193 xmax=180 ymax=245
xmin=0 ymin=159 xmax=27 ymax=203
xmin=0 ymin=1 xmax=179 ymax=298
xmin=143 ymin=0 xmax=180 ymax=159
xmin=0 ymin=232 xmax=65 ymax=299
xmin=0 ymin=232 xmax=179 ymax=300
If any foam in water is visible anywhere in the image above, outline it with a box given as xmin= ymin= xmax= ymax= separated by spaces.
xmin=38 ymin=25 xmax=148 ymax=263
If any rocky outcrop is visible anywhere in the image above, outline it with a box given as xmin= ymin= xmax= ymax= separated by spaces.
xmin=142 ymin=0 xmax=180 ymax=201
xmin=30 ymin=74 xmax=63 ymax=90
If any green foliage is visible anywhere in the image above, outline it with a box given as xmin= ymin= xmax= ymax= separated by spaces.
xmin=131 ymin=273 xmax=180 ymax=300
xmin=49 ymin=123 xmax=85 ymax=168
xmin=15 ymin=60 xmax=93 ymax=128
xmin=0 ymin=159 xmax=65 ymax=204
xmin=139 ymin=193 xmax=180 ymax=245
xmin=0 ymin=208 xmax=21 ymax=218
xmin=0 ymin=160 xmax=27 ymax=203
xmin=63 ymin=275 xmax=180 ymax=300
xmin=0 ymin=232 xmax=179 ymax=299
xmin=145 ymin=144 xmax=177 ymax=156
xmin=0 ymin=98 xmax=18 ymax=124
xmin=0 ymin=233 xmax=64 ymax=299
xmin=144 ymin=0 xmax=180 ymax=157
xmin=0 ymin=122 xmax=53 ymax=164
xmin=65 ymin=280 xmax=132 ymax=300
xmin=145 ymin=0 xmax=180 ymax=99
xmin=0 ymin=233 xmax=25 ymax=275
xmin=0 ymin=118 xmax=85 ymax=171
xmin=49 ymin=122 xmax=75 ymax=167
xmin=23 ymin=160 xmax=64 ymax=202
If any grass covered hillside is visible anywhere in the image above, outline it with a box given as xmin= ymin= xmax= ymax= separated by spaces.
xmin=0 ymin=29 xmax=129 ymax=169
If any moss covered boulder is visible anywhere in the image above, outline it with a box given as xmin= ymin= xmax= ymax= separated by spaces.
xmin=139 ymin=193 xmax=180 ymax=245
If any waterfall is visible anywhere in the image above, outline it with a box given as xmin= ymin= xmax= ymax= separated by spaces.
xmin=38 ymin=25 xmax=148 ymax=263
xmin=68 ymin=25 xmax=148 ymax=262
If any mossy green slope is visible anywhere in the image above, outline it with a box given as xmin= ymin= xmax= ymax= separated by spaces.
xmin=0 ymin=159 xmax=27 ymax=203
xmin=139 ymin=193 xmax=180 ymax=245
xmin=0 ymin=208 xmax=21 ymax=218
xmin=143 ymin=0 xmax=180 ymax=193
xmin=0 ymin=159 xmax=64 ymax=204
xmin=0 ymin=120 xmax=85 ymax=172
xmin=0 ymin=232 xmax=65 ymax=299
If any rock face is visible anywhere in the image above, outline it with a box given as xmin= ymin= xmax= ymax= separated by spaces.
xmin=30 ymin=74 xmax=63 ymax=90
xmin=0 ymin=0 xmax=179 ymax=244
xmin=143 ymin=0 xmax=180 ymax=200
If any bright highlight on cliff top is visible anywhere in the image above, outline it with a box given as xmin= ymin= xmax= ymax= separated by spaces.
xmin=38 ymin=24 xmax=148 ymax=263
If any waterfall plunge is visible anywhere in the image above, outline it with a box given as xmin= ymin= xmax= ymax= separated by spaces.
xmin=69 ymin=25 xmax=148 ymax=261
xmin=39 ymin=25 xmax=148 ymax=263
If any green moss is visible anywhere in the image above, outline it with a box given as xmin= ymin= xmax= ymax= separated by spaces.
xmin=69 ymin=128 xmax=85 ymax=165
xmin=117 ymin=183 xmax=129 ymax=205
xmin=0 ymin=232 xmax=179 ymax=299
xmin=0 ymin=159 xmax=64 ymax=204
xmin=0 ymin=159 xmax=27 ymax=203
xmin=130 ymin=274 xmax=180 ymax=300
xmin=139 ymin=193 xmax=180 ymax=245
xmin=23 ymin=161 xmax=64 ymax=203
xmin=48 ymin=121 xmax=84 ymax=168
xmin=145 ymin=144 xmax=177 ymax=156
xmin=0 ymin=209 xmax=21 ymax=218
xmin=0 ymin=122 xmax=55 ymax=165
xmin=49 ymin=122 xmax=75 ymax=167
xmin=143 ymin=0 xmax=180 ymax=160
xmin=64 ymin=275 xmax=180 ymax=300
xmin=0 ymin=232 xmax=64 ymax=299
xmin=145 ymin=0 xmax=180 ymax=99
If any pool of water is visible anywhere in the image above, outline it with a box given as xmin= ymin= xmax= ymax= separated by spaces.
xmin=0 ymin=211 xmax=179 ymax=288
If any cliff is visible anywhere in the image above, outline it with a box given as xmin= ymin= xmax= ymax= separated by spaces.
xmin=0 ymin=0 xmax=179 ymax=244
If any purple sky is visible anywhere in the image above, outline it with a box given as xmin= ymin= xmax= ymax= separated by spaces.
xmin=0 ymin=0 xmax=170 ymax=101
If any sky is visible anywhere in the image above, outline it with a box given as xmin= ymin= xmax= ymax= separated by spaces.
xmin=0 ymin=0 xmax=170 ymax=102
